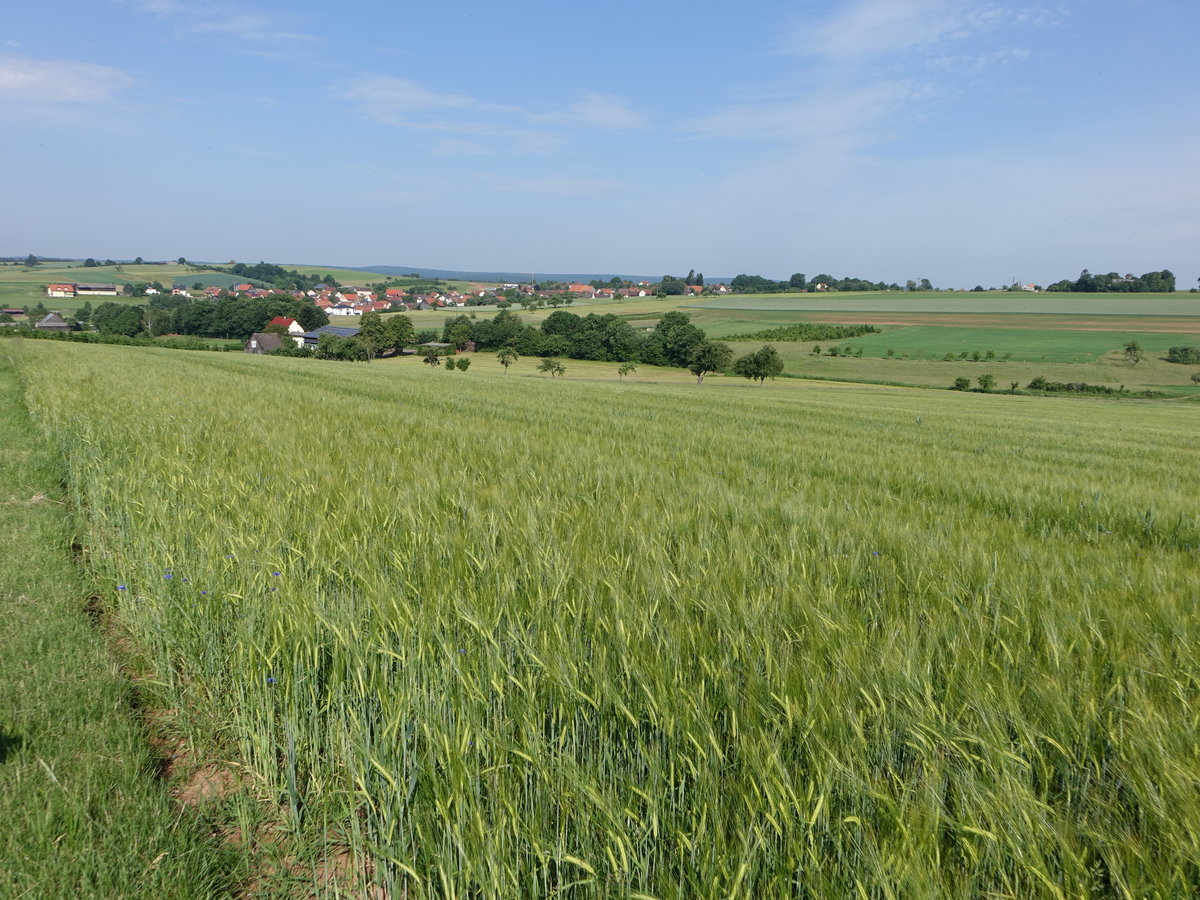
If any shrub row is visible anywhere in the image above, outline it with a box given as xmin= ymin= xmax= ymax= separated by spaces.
xmin=724 ymin=323 xmax=880 ymax=342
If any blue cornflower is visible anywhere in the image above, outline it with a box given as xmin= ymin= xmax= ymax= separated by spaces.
xmin=200 ymin=591 xmax=208 ymax=595
xmin=267 ymin=676 xmax=276 ymax=684
xmin=163 ymin=573 xmax=173 ymax=580
xmin=117 ymin=585 xmax=127 ymax=591
xmin=271 ymin=571 xmax=281 ymax=576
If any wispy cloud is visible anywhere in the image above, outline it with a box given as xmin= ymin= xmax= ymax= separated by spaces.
xmin=186 ymin=13 xmax=315 ymax=44
xmin=684 ymin=1 xmax=1059 ymax=151
xmin=0 ymin=55 xmax=133 ymax=103
xmin=678 ymin=79 xmax=923 ymax=142
xmin=543 ymin=94 xmax=647 ymax=131
xmin=121 ymin=0 xmax=317 ymax=49
xmin=339 ymin=76 xmax=476 ymax=122
xmin=431 ymin=139 xmax=495 ymax=156
xmin=927 ymin=45 xmax=1031 ymax=73
xmin=783 ymin=0 xmax=1067 ymax=62
xmin=336 ymin=76 xmax=646 ymax=153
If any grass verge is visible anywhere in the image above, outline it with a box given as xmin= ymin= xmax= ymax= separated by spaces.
xmin=0 ymin=353 xmax=241 ymax=899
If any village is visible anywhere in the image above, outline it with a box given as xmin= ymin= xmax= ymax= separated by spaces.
xmin=38 ymin=277 xmax=734 ymax=316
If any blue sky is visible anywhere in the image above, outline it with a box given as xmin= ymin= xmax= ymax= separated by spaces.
xmin=2 ymin=0 xmax=1197 ymax=286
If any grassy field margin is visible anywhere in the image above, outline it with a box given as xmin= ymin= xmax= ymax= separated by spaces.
xmin=0 ymin=354 xmax=240 ymax=899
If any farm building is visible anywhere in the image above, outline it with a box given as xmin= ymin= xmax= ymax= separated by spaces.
xmin=244 ymin=333 xmax=284 ymax=354
xmin=74 ymin=283 xmax=119 ymax=296
xmin=35 ymin=313 xmax=71 ymax=331
xmin=301 ymin=325 xmax=360 ymax=348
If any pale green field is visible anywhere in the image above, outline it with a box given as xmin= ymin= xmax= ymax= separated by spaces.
xmin=283 ymin=263 xmax=483 ymax=292
xmin=9 ymin=339 xmax=1200 ymax=897
xmin=0 ymin=263 xmax=237 ymax=311
xmin=722 ymin=343 xmax=1200 ymax=393
xmin=688 ymin=290 xmax=1200 ymax=316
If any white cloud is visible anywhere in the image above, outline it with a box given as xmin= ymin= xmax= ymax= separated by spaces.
xmin=789 ymin=0 xmax=1068 ymax=62
xmin=927 ymin=46 xmax=1031 ymax=72
xmin=678 ymin=79 xmax=921 ymax=142
xmin=185 ymin=13 xmax=315 ymax=44
xmin=0 ymin=55 xmax=133 ymax=103
xmin=122 ymin=1 xmax=317 ymax=47
xmin=555 ymin=94 xmax=647 ymax=131
xmin=339 ymin=76 xmax=475 ymax=122
xmin=336 ymin=76 xmax=645 ymax=152
xmin=792 ymin=0 xmax=1007 ymax=60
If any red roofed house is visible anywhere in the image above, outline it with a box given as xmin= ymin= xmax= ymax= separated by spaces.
xmin=266 ymin=316 xmax=305 ymax=337
xmin=46 ymin=283 xmax=77 ymax=297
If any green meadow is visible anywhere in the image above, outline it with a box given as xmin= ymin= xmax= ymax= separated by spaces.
xmin=5 ymin=338 xmax=1199 ymax=897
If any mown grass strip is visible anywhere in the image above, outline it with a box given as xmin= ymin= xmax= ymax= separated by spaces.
xmin=0 ymin=354 xmax=240 ymax=899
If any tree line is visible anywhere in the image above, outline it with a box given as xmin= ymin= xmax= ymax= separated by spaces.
xmin=1045 ymin=269 xmax=1175 ymax=293
xmin=57 ymin=293 xmax=331 ymax=339
xmin=728 ymin=273 xmax=912 ymax=293
xmin=439 ymin=309 xmax=703 ymax=365
xmin=436 ymin=309 xmax=783 ymax=384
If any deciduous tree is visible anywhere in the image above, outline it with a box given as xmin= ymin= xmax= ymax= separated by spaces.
xmin=688 ymin=340 xmax=733 ymax=384
xmin=732 ymin=345 xmax=784 ymax=384
xmin=537 ymin=357 xmax=565 ymax=377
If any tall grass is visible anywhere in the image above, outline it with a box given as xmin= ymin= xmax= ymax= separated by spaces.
xmin=10 ymin=340 xmax=1200 ymax=897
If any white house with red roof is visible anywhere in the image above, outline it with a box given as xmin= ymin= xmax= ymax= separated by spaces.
xmin=266 ymin=316 xmax=305 ymax=336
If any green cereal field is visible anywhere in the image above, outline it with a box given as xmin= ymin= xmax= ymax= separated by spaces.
xmin=5 ymin=339 xmax=1199 ymax=897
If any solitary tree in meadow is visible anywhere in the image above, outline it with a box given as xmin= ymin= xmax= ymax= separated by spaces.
xmin=537 ymin=357 xmax=566 ymax=377
xmin=497 ymin=347 xmax=518 ymax=373
xmin=1124 ymin=341 xmax=1144 ymax=366
xmin=688 ymin=340 xmax=734 ymax=384
xmin=732 ymin=345 xmax=785 ymax=385
xmin=617 ymin=361 xmax=637 ymax=379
